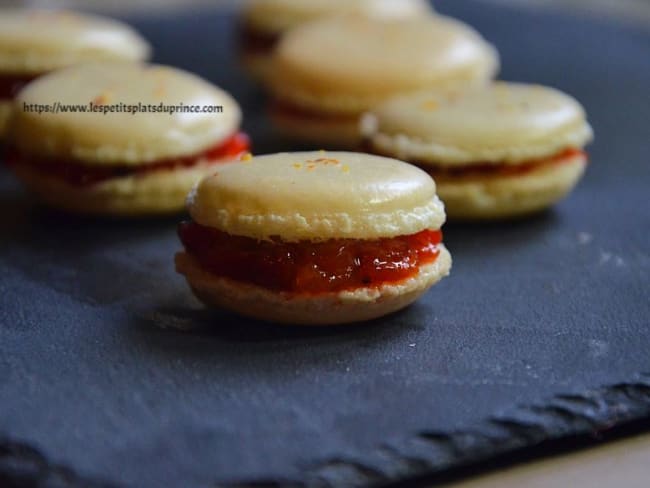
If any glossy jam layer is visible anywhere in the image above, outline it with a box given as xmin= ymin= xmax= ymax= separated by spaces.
xmin=179 ymin=222 xmax=443 ymax=294
xmin=0 ymin=73 xmax=38 ymax=100
xmin=5 ymin=132 xmax=250 ymax=186
xmin=424 ymin=148 xmax=586 ymax=181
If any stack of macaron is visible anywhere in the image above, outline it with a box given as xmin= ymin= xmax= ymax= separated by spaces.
xmin=236 ymin=0 xmax=592 ymax=220
xmin=0 ymin=9 xmax=150 ymax=138
xmin=1 ymin=8 xmax=248 ymax=217
xmin=1 ymin=2 xmax=594 ymax=325
xmin=267 ymin=14 xmax=499 ymax=147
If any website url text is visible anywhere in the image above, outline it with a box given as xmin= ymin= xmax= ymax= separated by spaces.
xmin=22 ymin=101 xmax=224 ymax=115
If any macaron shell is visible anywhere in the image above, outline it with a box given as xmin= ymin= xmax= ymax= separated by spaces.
xmin=188 ymin=151 xmax=446 ymax=241
xmin=10 ymin=160 xmax=223 ymax=216
xmin=368 ymin=82 xmax=593 ymax=165
xmin=175 ymin=245 xmax=451 ymax=325
xmin=0 ymin=9 xmax=150 ymax=74
xmin=270 ymin=16 xmax=498 ymax=114
xmin=436 ymin=153 xmax=587 ymax=220
xmin=11 ymin=63 xmax=242 ymax=164
xmin=244 ymin=0 xmax=433 ymax=34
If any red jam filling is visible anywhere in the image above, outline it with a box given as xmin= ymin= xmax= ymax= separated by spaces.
xmin=425 ymin=148 xmax=587 ymax=180
xmin=5 ymin=132 xmax=250 ymax=186
xmin=0 ymin=73 xmax=38 ymax=100
xmin=178 ymin=221 xmax=443 ymax=294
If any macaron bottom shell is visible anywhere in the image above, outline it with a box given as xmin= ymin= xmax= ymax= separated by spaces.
xmin=175 ymin=245 xmax=451 ymax=326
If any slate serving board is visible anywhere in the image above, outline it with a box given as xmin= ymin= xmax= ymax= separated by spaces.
xmin=1 ymin=1 xmax=649 ymax=486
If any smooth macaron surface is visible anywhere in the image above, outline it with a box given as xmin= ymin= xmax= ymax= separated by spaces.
xmin=244 ymin=0 xmax=433 ymax=34
xmin=11 ymin=63 xmax=242 ymax=165
xmin=0 ymin=9 xmax=150 ymax=74
xmin=188 ymin=151 xmax=446 ymax=241
xmin=367 ymin=82 xmax=593 ymax=165
xmin=270 ymin=16 xmax=499 ymax=113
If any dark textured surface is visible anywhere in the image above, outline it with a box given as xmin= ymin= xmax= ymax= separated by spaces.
xmin=1 ymin=1 xmax=649 ymax=487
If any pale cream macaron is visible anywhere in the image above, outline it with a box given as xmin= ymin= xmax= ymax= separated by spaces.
xmin=176 ymin=151 xmax=451 ymax=325
xmin=0 ymin=9 xmax=150 ymax=138
xmin=363 ymin=82 xmax=594 ymax=220
xmin=7 ymin=62 xmax=249 ymax=216
xmin=268 ymin=15 xmax=499 ymax=148
xmin=239 ymin=0 xmax=434 ymax=81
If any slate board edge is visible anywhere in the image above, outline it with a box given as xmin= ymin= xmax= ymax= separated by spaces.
xmin=2 ymin=373 xmax=649 ymax=488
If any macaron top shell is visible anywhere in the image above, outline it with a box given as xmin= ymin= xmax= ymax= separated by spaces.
xmin=188 ymin=151 xmax=446 ymax=241
xmin=244 ymin=0 xmax=433 ymax=34
xmin=270 ymin=16 xmax=498 ymax=114
xmin=367 ymin=82 xmax=593 ymax=166
xmin=12 ymin=63 xmax=242 ymax=165
xmin=0 ymin=9 xmax=150 ymax=74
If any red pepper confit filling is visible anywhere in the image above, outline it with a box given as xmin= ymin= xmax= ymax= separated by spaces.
xmin=4 ymin=132 xmax=250 ymax=186
xmin=178 ymin=223 xmax=443 ymax=294
xmin=362 ymin=145 xmax=587 ymax=182
xmin=422 ymin=148 xmax=587 ymax=181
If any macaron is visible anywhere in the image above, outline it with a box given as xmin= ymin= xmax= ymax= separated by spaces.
xmin=7 ymin=62 xmax=248 ymax=216
xmin=239 ymin=0 xmax=433 ymax=81
xmin=176 ymin=151 xmax=451 ymax=325
xmin=0 ymin=9 xmax=150 ymax=137
xmin=268 ymin=15 xmax=499 ymax=147
xmin=362 ymin=82 xmax=594 ymax=220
